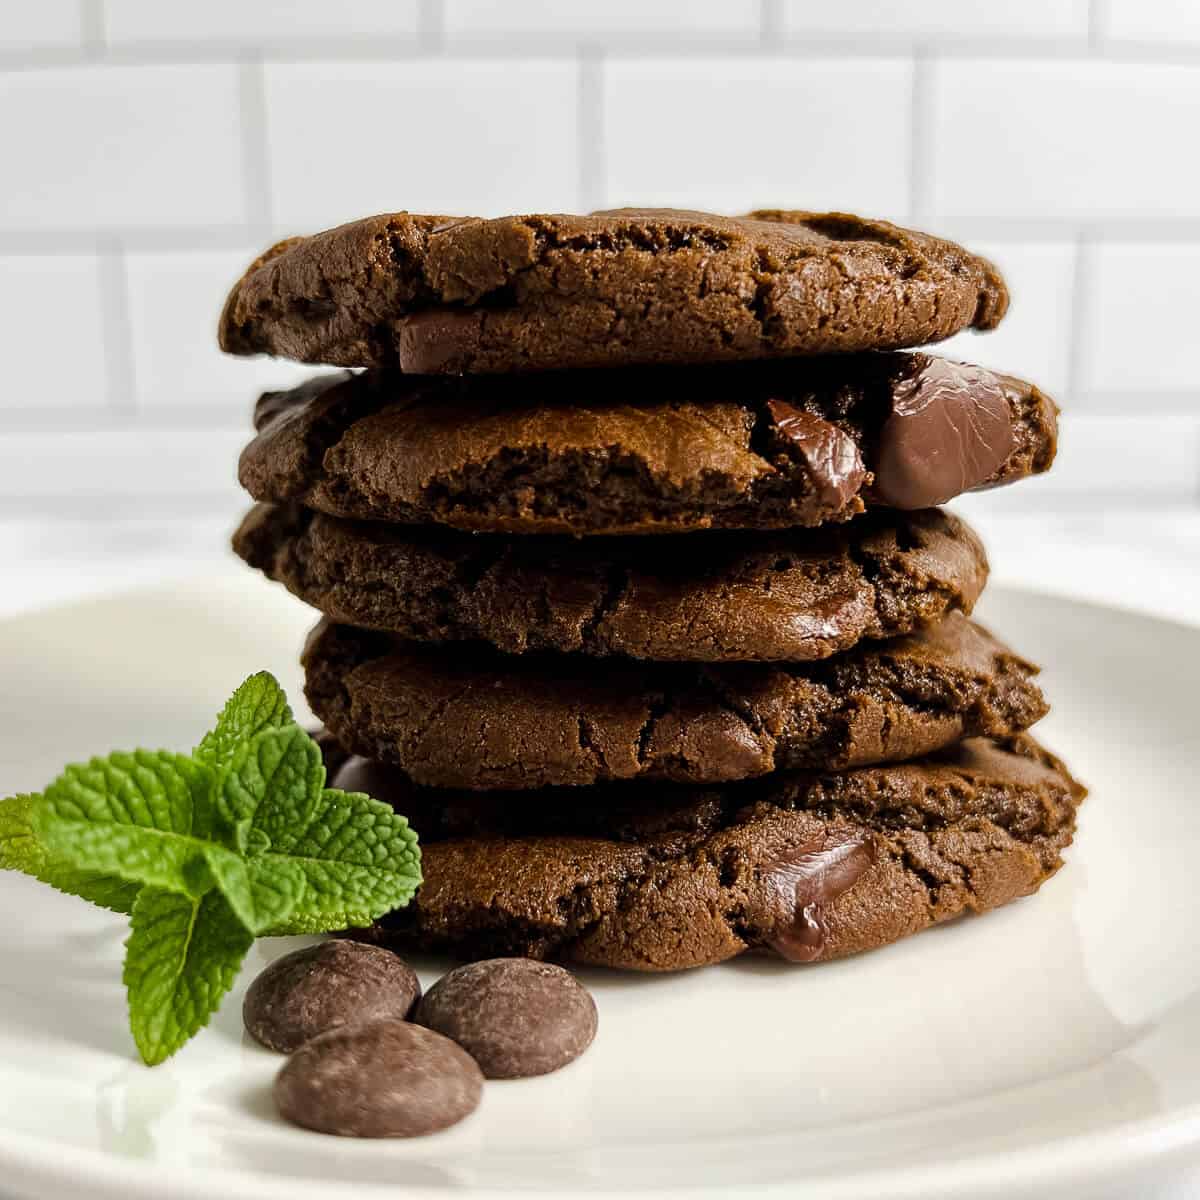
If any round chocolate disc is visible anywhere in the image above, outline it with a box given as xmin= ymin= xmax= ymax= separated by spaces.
xmin=274 ymin=1018 xmax=483 ymax=1138
xmin=243 ymin=940 xmax=421 ymax=1053
xmin=417 ymin=958 xmax=597 ymax=1079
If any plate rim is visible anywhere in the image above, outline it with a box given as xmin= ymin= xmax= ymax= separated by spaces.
xmin=2 ymin=1092 xmax=1200 ymax=1200
xmin=2 ymin=581 xmax=1200 ymax=1199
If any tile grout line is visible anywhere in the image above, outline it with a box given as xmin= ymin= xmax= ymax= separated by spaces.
xmin=759 ymin=0 xmax=783 ymax=44
xmin=79 ymin=0 xmax=106 ymax=55
xmin=8 ymin=34 xmax=1200 ymax=69
xmin=97 ymin=237 xmax=137 ymax=415
xmin=1088 ymin=0 xmax=1105 ymax=51
xmin=0 ymin=495 xmax=245 ymax=521
xmin=0 ymin=228 xmax=263 ymax=254
xmin=237 ymin=52 xmax=274 ymax=236
xmin=907 ymin=49 xmax=933 ymax=224
xmin=1064 ymin=231 xmax=1092 ymax=410
xmin=419 ymin=0 xmax=445 ymax=51
xmin=0 ymin=411 xmax=252 ymax=433
xmin=577 ymin=46 xmax=605 ymax=211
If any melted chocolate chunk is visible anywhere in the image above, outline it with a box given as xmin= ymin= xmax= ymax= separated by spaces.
xmin=767 ymin=399 xmax=866 ymax=510
xmin=873 ymin=356 xmax=1015 ymax=509
xmin=398 ymin=310 xmax=486 ymax=374
xmin=762 ymin=833 xmax=877 ymax=962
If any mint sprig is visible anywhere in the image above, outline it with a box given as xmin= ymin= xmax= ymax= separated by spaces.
xmin=195 ymin=671 xmax=295 ymax=772
xmin=0 ymin=672 xmax=421 ymax=1065
xmin=0 ymin=793 xmax=140 ymax=914
xmin=124 ymin=887 xmax=254 ymax=1065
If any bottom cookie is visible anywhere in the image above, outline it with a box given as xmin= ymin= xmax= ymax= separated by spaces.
xmin=337 ymin=734 xmax=1085 ymax=973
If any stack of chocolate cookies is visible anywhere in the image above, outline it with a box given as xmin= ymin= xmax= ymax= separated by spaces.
xmin=223 ymin=208 xmax=1084 ymax=973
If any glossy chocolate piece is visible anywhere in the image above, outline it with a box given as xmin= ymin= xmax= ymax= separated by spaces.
xmin=761 ymin=834 xmax=877 ymax=962
xmin=766 ymin=398 xmax=866 ymax=510
xmin=873 ymin=356 xmax=1015 ymax=509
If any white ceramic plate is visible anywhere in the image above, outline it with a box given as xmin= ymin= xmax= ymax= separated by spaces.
xmin=1 ymin=576 xmax=1199 ymax=1200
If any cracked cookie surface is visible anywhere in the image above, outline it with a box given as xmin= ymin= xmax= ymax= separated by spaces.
xmin=219 ymin=208 xmax=1008 ymax=373
xmin=239 ymin=355 xmax=1057 ymax=534
xmin=302 ymin=611 xmax=1048 ymax=789
xmin=235 ymin=504 xmax=988 ymax=662
xmin=340 ymin=733 xmax=1083 ymax=971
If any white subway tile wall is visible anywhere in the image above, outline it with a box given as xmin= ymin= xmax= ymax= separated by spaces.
xmin=123 ymin=249 xmax=313 ymax=413
xmin=265 ymin=60 xmax=580 ymax=228
xmin=444 ymin=0 xmax=760 ymax=39
xmin=0 ymin=64 xmax=246 ymax=233
xmin=0 ymin=0 xmax=1196 ymax=519
xmin=1098 ymin=0 xmax=1200 ymax=45
xmin=931 ymin=60 xmax=1200 ymax=223
xmin=778 ymin=0 xmax=1089 ymax=41
xmin=1079 ymin=243 xmax=1200 ymax=396
xmin=601 ymin=58 xmax=913 ymax=215
xmin=1008 ymin=415 xmax=1200 ymax=498
xmin=0 ymin=256 xmax=110 ymax=408
xmin=0 ymin=2 xmax=83 ymax=51
xmin=0 ymin=432 xmax=248 ymax=509
xmin=103 ymin=1 xmax=423 ymax=45
xmin=930 ymin=242 xmax=1077 ymax=396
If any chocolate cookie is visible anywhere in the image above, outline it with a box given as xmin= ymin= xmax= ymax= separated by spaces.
xmin=235 ymin=504 xmax=987 ymax=663
xmin=219 ymin=208 xmax=1007 ymax=373
xmin=303 ymin=612 xmax=1047 ymax=789
xmin=348 ymin=734 xmax=1084 ymax=972
xmin=239 ymin=356 xmax=1057 ymax=535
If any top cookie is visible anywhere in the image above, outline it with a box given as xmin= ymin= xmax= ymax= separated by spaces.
xmin=219 ymin=208 xmax=1008 ymax=374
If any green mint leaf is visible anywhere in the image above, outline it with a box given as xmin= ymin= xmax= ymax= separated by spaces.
xmin=0 ymin=793 xmax=139 ymax=914
xmin=221 ymin=722 xmax=420 ymax=929
xmin=246 ymin=857 xmax=305 ymax=928
xmin=32 ymin=751 xmax=220 ymax=897
xmin=0 ymin=794 xmax=44 ymax=870
xmin=194 ymin=671 xmax=292 ymax=773
xmin=263 ymin=910 xmax=373 ymax=937
xmin=16 ymin=676 xmax=423 ymax=1067
xmin=260 ymin=785 xmax=421 ymax=928
xmin=123 ymin=887 xmax=253 ymax=1066
xmin=244 ymin=828 xmax=271 ymax=856
xmin=218 ymin=722 xmax=323 ymax=853
xmin=202 ymin=851 xmax=303 ymax=935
